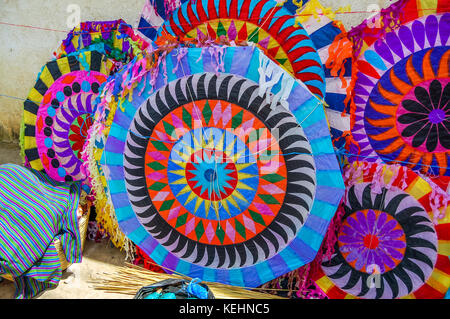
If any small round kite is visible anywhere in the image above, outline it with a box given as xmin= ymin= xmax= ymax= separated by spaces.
xmin=57 ymin=19 xmax=148 ymax=62
xmin=349 ymin=2 xmax=450 ymax=176
xmin=22 ymin=50 xmax=113 ymax=182
xmin=157 ymin=0 xmax=326 ymax=98
xmin=314 ymin=162 xmax=450 ymax=299
xmin=103 ymin=46 xmax=344 ymax=287
xmin=55 ymin=20 xmax=151 ymax=250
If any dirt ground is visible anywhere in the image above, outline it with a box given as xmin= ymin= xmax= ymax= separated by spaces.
xmin=0 ymin=142 xmax=133 ymax=299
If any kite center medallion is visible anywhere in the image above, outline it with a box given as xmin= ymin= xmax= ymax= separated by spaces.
xmin=69 ymin=113 xmax=93 ymax=160
xmin=323 ymin=183 xmax=438 ymax=298
xmin=184 ymin=148 xmax=239 ymax=201
xmin=396 ymin=78 xmax=450 ymax=153
xmin=165 ymin=126 xmax=260 ymax=221
xmin=338 ymin=209 xmax=407 ymax=274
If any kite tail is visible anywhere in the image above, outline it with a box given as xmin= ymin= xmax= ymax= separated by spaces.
xmin=296 ymin=200 xmax=346 ymax=299
xmin=346 ymin=58 xmax=358 ymax=130
xmin=326 ymin=22 xmax=358 ymax=140
xmin=133 ymin=246 xmax=166 ymax=273
xmin=371 ymin=163 xmax=384 ymax=194
xmin=326 ymin=21 xmax=359 ymax=151
xmin=326 ymin=23 xmax=353 ymax=92
xmin=164 ymin=0 xmax=180 ymax=18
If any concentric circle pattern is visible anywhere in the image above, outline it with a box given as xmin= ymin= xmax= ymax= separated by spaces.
xmin=337 ymin=208 xmax=407 ymax=274
xmin=165 ymin=126 xmax=260 ymax=220
xmin=22 ymin=50 xmax=111 ymax=182
xmin=123 ymin=72 xmax=317 ymax=268
xmin=322 ymin=182 xmax=438 ymax=299
xmin=36 ymin=72 xmax=105 ymax=181
xmin=351 ymin=13 xmax=450 ymax=176
xmin=105 ymin=46 xmax=345 ymax=287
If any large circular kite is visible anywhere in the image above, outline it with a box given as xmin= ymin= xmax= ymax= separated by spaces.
xmin=103 ymin=46 xmax=344 ymax=287
xmin=313 ymin=162 xmax=450 ymax=299
xmin=127 ymin=74 xmax=315 ymax=267
xmin=22 ymin=50 xmax=113 ymax=182
xmin=349 ymin=10 xmax=450 ymax=176
xmin=157 ymin=0 xmax=326 ymax=98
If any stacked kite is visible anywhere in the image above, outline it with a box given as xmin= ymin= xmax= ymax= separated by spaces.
xmin=20 ymin=19 xmax=149 ymax=259
xmin=17 ymin=0 xmax=449 ymax=299
xmin=289 ymin=0 xmax=450 ymax=299
xmin=87 ymin=0 xmax=348 ymax=288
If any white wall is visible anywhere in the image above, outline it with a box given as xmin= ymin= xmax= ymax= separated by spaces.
xmin=321 ymin=0 xmax=392 ymax=30
xmin=0 ymin=0 xmax=146 ymax=142
xmin=0 ymin=0 xmax=390 ymax=143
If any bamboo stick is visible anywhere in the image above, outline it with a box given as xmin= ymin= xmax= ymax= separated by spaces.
xmin=90 ymin=263 xmax=286 ymax=299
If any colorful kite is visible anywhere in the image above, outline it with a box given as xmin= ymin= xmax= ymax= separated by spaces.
xmin=156 ymin=0 xmax=326 ymax=98
xmin=57 ymin=19 xmax=148 ymax=64
xmin=313 ymin=161 xmax=450 ymax=299
xmin=21 ymin=50 xmax=114 ymax=182
xmin=348 ymin=0 xmax=450 ymax=176
xmin=102 ymin=45 xmax=344 ymax=287
xmin=21 ymin=18 xmax=150 ymax=183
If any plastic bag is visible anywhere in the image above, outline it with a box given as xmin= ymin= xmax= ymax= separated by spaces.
xmin=134 ymin=278 xmax=215 ymax=299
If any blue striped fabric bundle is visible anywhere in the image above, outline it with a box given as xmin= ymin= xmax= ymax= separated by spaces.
xmin=0 ymin=164 xmax=82 ymax=299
